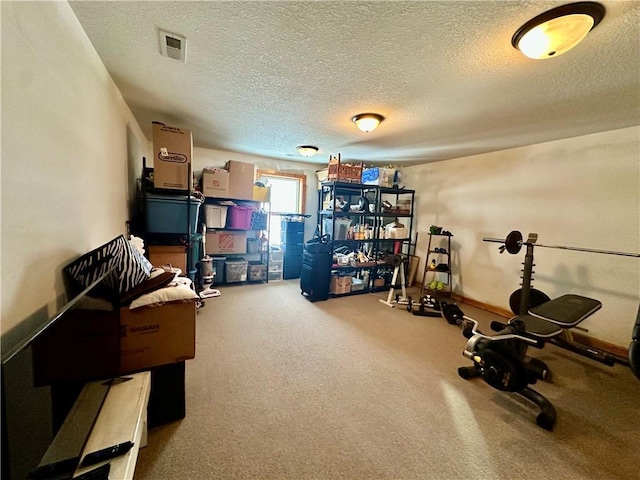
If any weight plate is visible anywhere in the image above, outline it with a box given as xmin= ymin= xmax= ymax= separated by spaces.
xmin=509 ymin=288 xmax=551 ymax=315
xmin=505 ymin=230 xmax=523 ymax=254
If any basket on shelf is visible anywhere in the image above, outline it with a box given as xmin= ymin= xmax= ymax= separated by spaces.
xmin=327 ymin=153 xmax=363 ymax=183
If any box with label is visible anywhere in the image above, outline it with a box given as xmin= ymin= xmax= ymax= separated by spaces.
xmin=330 ymin=275 xmax=351 ymax=294
xmin=361 ymin=167 xmax=397 ymax=187
xmin=119 ymin=301 xmax=196 ymax=373
xmin=225 ymin=160 xmax=254 ymax=200
xmin=206 ymin=231 xmax=247 ymax=254
xmin=152 ymin=123 xmax=193 ymax=190
xmin=202 ymin=168 xmax=230 ymax=198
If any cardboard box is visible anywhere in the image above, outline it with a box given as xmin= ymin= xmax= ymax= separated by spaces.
xmin=225 ymin=160 xmax=254 ymax=200
xmin=206 ymin=231 xmax=247 ymax=254
xmin=152 ymin=123 xmax=193 ymax=190
xmin=31 ymin=300 xmax=196 ymax=384
xmin=119 ymin=302 xmax=196 ymax=373
xmin=253 ymin=185 xmax=271 ymax=202
xmin=330 ymin=275 xmax=351 ymax=294
xmin=202 ymin=168 xmax=230 ymax=198
xmin=362 ymin=167 xmax=397 ymax=187
xmin=148 ymin=245 xmax=187 ymax=271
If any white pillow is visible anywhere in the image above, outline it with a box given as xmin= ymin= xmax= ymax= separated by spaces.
xmin=129 ymin=277 xmax=198 ymax=310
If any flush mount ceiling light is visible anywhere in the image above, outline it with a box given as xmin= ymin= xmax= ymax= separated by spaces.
xmin=352 ymin=113 xmax=384 ymax=132
xmin=297 ymin=145 xmax=319 ymax=157
xmin=511 ymin=2 xmax=605 ymax=59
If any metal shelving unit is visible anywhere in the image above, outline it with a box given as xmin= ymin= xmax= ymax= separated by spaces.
xmin=317 ymin=181 xmax=415 ymax=297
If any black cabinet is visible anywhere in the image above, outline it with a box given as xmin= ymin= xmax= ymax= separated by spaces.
xmin=281 ymin=219 xmax=304 ymax=279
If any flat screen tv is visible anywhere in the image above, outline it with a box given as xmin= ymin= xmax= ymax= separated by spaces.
xmin=1 ymin=268 xmax=120 ymax=480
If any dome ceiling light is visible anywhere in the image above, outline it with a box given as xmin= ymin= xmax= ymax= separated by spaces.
xmin=511 ymin=2 xmax=605 ymax=59
xmin=297 ymin=145 xmax=319 ymax=157
xmin=352 ymin=113 xmax=384 ymax=132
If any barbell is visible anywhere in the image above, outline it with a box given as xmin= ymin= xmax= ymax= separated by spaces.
xmin=483 ymin=230 xmax=640 ymax=258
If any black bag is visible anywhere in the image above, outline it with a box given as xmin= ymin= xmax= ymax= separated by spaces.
xmin=304 ymin=234 xmax=331 ymax=254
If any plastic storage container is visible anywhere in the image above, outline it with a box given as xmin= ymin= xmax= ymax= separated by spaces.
xmin=268 ymin=270 xmax=283 ymax=282
xmin=146 ymin=194 xmax=201 ymax=234
xmin=247 ymin=261 xmax=267 ymax=282
xmin=322 ymin=218 xmax=352 ymax=240
xmin=227 ymin=205 xmax=253 ymax=229
xmin=212 ymin=256 xmax=226 ymax=284
xmin=269 ymin=260 xmax=283 ymax=273
xmin=204 ymin=204 xmax=228 ymax=228
xmin=225 ymin=258 xmax=248 ymax=283
xmin=270 ymin=250 xmax=284 ymax=263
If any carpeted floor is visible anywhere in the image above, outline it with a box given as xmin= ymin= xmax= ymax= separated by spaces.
xmin=134 ymin=280 xmax=640 ymax=479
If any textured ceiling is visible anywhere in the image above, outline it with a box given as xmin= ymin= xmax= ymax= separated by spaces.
xmin=69 ymin=1 xmax=640 ymax=165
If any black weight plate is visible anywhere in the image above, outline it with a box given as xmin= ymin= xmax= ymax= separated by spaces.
xmin=505 ymin=230 xmax=523 ymax=254
xmin=509 ymin=288 xmax=551 ymax=316
xmin=480 ymin=349 xmax=528 ymax=392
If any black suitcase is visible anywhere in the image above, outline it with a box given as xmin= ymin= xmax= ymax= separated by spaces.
xmin=300 ymin=251 xmax=332 ymax=301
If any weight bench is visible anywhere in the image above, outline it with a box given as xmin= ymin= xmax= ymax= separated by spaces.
xmin=459 ymin=294 xmax=602 ymax=431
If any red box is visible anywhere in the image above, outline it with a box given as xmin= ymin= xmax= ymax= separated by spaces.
xmin=227 ymin=205 xmax=253 ymax=229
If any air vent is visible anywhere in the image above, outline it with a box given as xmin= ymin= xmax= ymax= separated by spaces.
xmin=159 ymin=29 xmax=187 ymax=62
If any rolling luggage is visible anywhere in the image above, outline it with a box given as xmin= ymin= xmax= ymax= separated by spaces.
xmin=300 ymin=235 xmax=332 ymax=301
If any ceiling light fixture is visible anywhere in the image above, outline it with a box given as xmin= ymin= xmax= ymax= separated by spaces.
xmin=297 ymin=145 xmax=319 ymax=157
xmin=511 ymin=2 xmax=605 ymax=59
xmin=352 ymin=113 xmax=384 ymax=132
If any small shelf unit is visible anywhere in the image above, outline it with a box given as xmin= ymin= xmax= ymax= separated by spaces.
xmin=420 ymin=232 xmax=453 ymax=298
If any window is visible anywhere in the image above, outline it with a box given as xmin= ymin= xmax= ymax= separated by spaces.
xmin=256 ymin=170 xmax=306 ymax=247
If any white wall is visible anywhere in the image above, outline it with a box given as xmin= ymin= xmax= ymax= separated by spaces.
xmin=404 ymin=126 xmax=640 ymax=347
xmin=1 ymin=2 xmax=148 ymax=339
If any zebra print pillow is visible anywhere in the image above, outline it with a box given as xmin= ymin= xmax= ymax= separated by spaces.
xmin=64 ymin=235 xmax=152 ymax=295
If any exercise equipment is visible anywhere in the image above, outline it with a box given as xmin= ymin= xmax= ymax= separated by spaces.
xmin=441 ymin=302 xmax=464 ymax=325
xmin=379 ymin=254 xmax=410 ymax=307
xmin=460 ymin=294 xmax=602 ymax=430
xmin=406 ymin=295 xmax=442 ymax=317
xmin=458 ymin=230 xmax=631 ymax=430
xmin=630 ymin=305 xmax=640 ymax=380
xmin=483 ymin=231 xmax=640 ymax=258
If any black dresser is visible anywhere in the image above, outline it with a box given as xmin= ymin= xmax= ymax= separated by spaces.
xmin=281 ymin=219 xmax=305 ymax=279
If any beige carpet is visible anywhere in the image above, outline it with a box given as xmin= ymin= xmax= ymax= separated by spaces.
xmin=134 ymin=280 xmax=640 ymax=479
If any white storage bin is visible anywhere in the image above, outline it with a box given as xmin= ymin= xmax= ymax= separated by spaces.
xmin=270 ymin=250 xmax=284 ymax=262
xmin=269 ymin=260 xmax=283 ymax=272
xmin=205 ymin=204 xmax=228 ymax=229
xmin=268 ymin=270 xmax=283 ymax=282
xmin=322 ymin=218 xmax=352 ymax=240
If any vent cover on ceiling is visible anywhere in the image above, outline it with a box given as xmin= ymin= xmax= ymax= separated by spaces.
xmin=159 ymin=29 xmax=187 ymax=62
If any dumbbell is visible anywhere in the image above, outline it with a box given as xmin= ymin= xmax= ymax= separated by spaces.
xmin=441 ymin=302 xmax=464 ymax=325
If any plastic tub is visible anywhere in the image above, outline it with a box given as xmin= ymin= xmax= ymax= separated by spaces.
xmin=227 ymin=205 xmax=253 ymax=229
xmin=204 ymin=204 xmax=228 ymax=228
xmin=247 ymin=261 xmax=267 ymax=281
xmin=146 ymin=194 xmax=201 ymax=234
xmin=225 ymin=258 xmax=248 ymax=283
